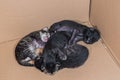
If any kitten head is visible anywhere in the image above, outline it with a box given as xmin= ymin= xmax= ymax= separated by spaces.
xmin=83 ymin=28 xmax=100 ymax=44
xmin=34 ymin=53 xmax=60 ymax=75
xmin=40 ymin=27 xmax=50 ymax=42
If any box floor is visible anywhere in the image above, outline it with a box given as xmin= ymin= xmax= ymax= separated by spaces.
xmin=0 ymin=26 xmax=120 ymax=80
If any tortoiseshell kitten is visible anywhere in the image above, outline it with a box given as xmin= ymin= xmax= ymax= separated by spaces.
xmin=15 ymin=27 xmax=50 ymax=67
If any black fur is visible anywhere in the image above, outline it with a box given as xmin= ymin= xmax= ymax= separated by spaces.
xmin=42 ymin=31 xmax=73 ymax=60
xmin=34 ymin=44 xmax=89 ymax=74
xmin=58 ymin=44 xmax=89 ymax=69
xmin=49 ymin=20 xmax=100 ymax=44
xmin=34 ymin=31 xmax=89 ymax=74
xmin=34 ymin=31 xmax=73 ymax=74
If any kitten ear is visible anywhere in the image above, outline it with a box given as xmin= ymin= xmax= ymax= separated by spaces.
xmin=43 ymin=27 xmax=49 ymax=31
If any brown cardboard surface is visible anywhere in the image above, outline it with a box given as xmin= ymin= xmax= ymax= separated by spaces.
xmin=0 ymin=0 xmax=120 ymax=79
xmin=90 ymin=0 xmax=120 ymax=64
xmin=0 ymin=0 xmax=90 ymax=43
xmin=0 ymin=39 xmax=120 ymax=80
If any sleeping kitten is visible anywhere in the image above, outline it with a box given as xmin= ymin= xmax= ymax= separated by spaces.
xmin=15 ymin=27 xmax=50 ymax=67
xmin=49 ymin=20 xmax=100 ymax=45
xmin=34 ymin=44 xmax=89 ymax=75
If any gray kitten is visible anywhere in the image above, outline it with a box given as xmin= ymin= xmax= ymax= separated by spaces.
xmin=15 ymin=27 xmax=50 ymax=67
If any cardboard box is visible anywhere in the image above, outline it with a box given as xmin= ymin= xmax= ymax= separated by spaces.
xmin=0 ymin=0 xmax=120 ymax=80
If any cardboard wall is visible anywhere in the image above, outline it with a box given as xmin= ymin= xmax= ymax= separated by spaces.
xmin=1 ymin=0 xmax=120 ymax=80
xmin=90 ymin=0 xmax=120 ymax=63
xmin=0 ymin=0 xmax=90 ymax=43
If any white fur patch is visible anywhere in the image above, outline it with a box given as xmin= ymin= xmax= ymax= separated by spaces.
xmin=22 ymin=57 xmax=31 ymax=62
xmin=43 ymin=27 xmax=48 ymax=31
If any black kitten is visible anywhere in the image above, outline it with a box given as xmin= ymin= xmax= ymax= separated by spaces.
xmin=49 ymin=20 xmax=100 ymax=44
xmin=34 ymin=44 xmax=89 ymax=75
xmin=15 ymin=27 xmax=50 ymax=66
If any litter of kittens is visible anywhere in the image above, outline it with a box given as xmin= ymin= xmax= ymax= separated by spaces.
xmin=14 ymin=20 xmax=100 ymax=75
xmin=0 ymin=0 xmax=120 ymax=80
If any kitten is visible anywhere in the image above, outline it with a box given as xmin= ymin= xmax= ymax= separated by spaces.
xmin=49 ymin=20 xmax=100 ymax=45
xmin=15 ymin=27 xmax=50 ymax=67
xmin=34 ymin=44 xmax=89 ymax=75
